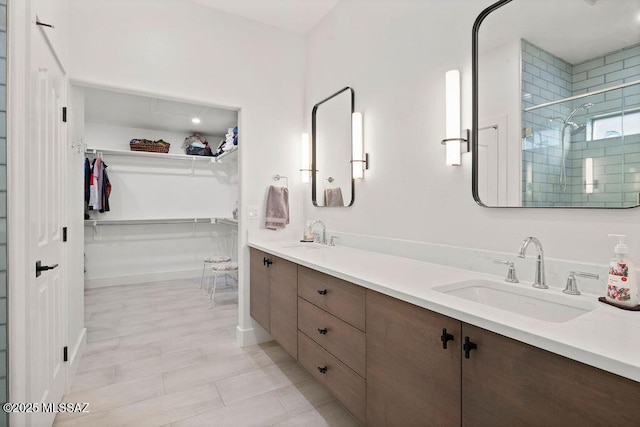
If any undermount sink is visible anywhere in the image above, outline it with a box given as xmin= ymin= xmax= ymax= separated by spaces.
xmin=434 ymin=280 xmax=595 ymax=323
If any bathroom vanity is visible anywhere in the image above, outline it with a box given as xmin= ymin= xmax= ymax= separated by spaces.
xmin=249 ymin=243 xmax=640 ymax=426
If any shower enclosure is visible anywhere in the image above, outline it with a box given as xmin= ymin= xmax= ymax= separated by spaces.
xmin=521 ymin=40 xmax=640 ymax=208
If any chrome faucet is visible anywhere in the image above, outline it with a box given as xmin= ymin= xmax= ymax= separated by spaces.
xmin=517 ymin=237 xmax=547 ymax=289
xmin=310 ymin=220 xmax=327 ymax=245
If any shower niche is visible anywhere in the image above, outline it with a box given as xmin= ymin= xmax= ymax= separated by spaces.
xmin=473 ymin=0 xmax=640 ymax=208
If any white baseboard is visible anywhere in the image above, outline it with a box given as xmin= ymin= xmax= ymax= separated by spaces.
xmin=85 ymin=268 xmax=202 ymax=289
xmin=67 ymin=328 xmax=86 ymax=392
xmin=236 ymin=324 xmax=272 ymax=348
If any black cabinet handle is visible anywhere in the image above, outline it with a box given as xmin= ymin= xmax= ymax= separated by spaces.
xmin=317 ymin=289 xmax=327 ymax=295
xmin=463 ymin=336 xmax=477 ymax=359
xmin=317 ymin=366 xmax=328 ymax=374
xmin=317 ymin=328 xmax=328 ymax=335
xmin=263 ymin=257 xmax=273 ymax=267
xmin=440 ymin=328 xmax=454 ymax=349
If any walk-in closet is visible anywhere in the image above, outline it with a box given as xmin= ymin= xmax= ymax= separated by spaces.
xmin=74 ymin=85 xmax=239 ymax=290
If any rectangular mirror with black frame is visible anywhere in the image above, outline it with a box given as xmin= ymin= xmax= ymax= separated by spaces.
xmin=312 ymin=87 xmax=355 ymax=207
xmin=473 ymin=0 xmax=640 ymax=208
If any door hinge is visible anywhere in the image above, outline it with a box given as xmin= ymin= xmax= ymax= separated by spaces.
xmin=63 ymin=227 xmax=68 ymax=242
xmin=63 ymin=346 xmax=68 ymax=362
xmin=62 ymin=107 xmax=67 ymax=123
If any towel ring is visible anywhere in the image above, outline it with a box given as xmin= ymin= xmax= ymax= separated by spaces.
xmin=326 ymin=177 xmax=335 ymax=183
xmin=274 ymin=174 xmax=288 ymax=188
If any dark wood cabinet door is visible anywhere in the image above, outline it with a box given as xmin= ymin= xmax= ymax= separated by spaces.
xmin=249 ymin=248 xmax=270 ymax=331
xmin=269 ymin=257 xmax=298 ymax=359
xmin=366 ymin=290 xmax=461 ymax=427
xmin=461 ymin=323 xmax=640 ymax=427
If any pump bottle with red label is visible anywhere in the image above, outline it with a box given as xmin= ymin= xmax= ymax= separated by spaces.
xmin=606 ymin=234 xmax=639 ymax=307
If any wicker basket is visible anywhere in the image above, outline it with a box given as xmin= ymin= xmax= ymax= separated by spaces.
xmin=130 ymin=141 xmax=170 ymax=153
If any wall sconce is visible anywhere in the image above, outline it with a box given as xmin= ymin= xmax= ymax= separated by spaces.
xmin=300 ymin=133 xmax=311 ymax=184
xmin=585 ymin=157 xmax=596 ymax=194
xmin=351 ymin=112 xmax=368 ymax=179
xmin=442 ymin=69 xmax=469 ymax=166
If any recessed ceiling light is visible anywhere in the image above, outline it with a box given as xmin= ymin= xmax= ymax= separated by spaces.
xmin=192 ymin=117 xmax=201 ymax=124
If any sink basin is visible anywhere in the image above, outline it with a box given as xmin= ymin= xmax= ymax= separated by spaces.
xmin=434 ymin=280 xmax=595 ymax=323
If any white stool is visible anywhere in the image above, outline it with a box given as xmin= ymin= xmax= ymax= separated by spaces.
xmin=208 ymin=262 xmax=238 ymax=306
xmin=200 ymin=255 xmax=232 ymax=290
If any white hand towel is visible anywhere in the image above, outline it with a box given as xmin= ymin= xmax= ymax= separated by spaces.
xmin=265 ymin=185 xmax=289 ymax=230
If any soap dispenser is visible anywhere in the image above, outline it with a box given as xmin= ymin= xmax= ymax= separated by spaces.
xmin=302 ymin=221 xmax=314 ymax=242
xmin=605 ymin=234 xmax=639 ymax=307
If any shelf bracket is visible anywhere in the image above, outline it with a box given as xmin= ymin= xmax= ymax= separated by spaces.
xmin=191 ymin=157 xmax=196 ymax=175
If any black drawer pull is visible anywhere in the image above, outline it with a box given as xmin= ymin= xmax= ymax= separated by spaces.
xmin=440 ymin=328 xmax=454 ymax=349
xmin=263 ymin=257 xmax=273 ymax=267
xmin=463 ymin=336 xmax=477 ymax=359
xmin=317 ymin=289 xmax=328 ymax=295
xmin=317 ymin=366 xmax=328 ymax=374
xmin=317 ymin=328 xmax=328 ymax=335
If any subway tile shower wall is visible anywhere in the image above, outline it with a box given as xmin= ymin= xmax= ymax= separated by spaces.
xmin=521 ymin=39 xmax=640 ymax=207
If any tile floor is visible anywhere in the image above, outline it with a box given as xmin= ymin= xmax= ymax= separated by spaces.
xmin=55 ymin=278 xmax=359 ymax=427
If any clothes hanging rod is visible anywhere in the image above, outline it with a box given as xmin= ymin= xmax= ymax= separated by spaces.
xmin=524 ymin=79 xmax=640 ymax=112
xmin=84 ymin=147 xmax=238 ymax=163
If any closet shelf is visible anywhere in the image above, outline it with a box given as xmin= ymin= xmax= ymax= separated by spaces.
xmin=85 ymin=147 xmax=238 ymax=163
xmin=84 ymin=217 xmax=238 ymax=226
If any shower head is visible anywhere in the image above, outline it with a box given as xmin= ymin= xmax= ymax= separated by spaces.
xmin=569 ymin=122 xmax=587 ymax=135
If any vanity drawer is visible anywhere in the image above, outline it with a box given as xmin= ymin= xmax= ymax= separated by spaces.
xmin=298 ymin=266 xmax=366 ymax=331
xmin=298 ymin=297 xmax=366 ymax=377
xmin=298 ymin=331 xmax=366 ymax=424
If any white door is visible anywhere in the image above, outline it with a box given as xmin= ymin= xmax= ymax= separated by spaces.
xmin=478 ymin=115 xmax=510 ymax=206
xmin=477 ymin=124 xmax=499 ymax=206
xmin=27 ymin=22 xmax=68 ymax=427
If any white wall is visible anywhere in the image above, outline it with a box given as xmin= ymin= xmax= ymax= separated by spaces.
xmin=303 ymin=0 xmax=640 ymax=266
xmin=69 ymin=0 xmax=305 ymax=344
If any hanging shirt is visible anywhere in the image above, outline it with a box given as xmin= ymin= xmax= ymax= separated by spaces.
xmin=99 ymin=163 xmax=111 ymax=213
xmin=84 ymin=157 xmax=91 ymax=204
xmin=89 ymin=158 xmax=102 ymax=211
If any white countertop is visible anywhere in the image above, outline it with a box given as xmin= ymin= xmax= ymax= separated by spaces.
xmin=249 ymin=239 xmax=640 ymax=383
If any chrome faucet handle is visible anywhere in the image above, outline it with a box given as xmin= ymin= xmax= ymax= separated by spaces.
xmin=493 ymin=260 xmax=519 ymax=283
xmin=329 ymin=236 xmax=339 ymax=246
xmin=563 ymin=271 xmax=599 ymax=296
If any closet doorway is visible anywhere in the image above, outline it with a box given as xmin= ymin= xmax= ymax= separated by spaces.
xmin=71 ymin=83 xmax=240 ymax=295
